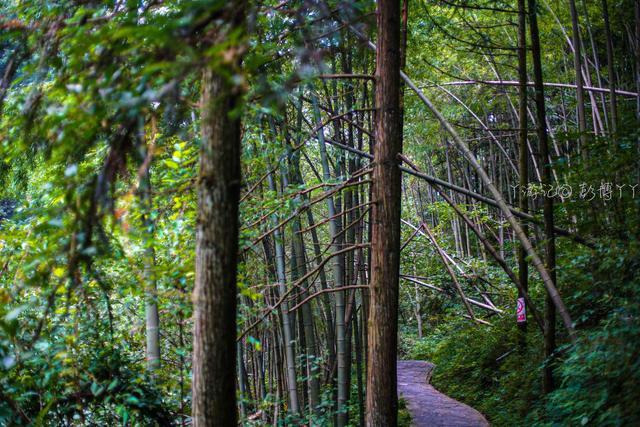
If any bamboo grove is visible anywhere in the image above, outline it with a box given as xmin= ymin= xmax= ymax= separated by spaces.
xmin=1 ymin=0 xmax=639 ymax=425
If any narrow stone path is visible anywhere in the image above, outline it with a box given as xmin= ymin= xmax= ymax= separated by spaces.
xmin=397 ymin=360 xmax=489 ymax=427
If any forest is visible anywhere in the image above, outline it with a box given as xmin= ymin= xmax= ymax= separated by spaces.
xmin=1 ymin=0 xmax=639 ymax=425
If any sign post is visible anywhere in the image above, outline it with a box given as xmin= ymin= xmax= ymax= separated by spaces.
xmin=516 ymin=297 xmax=526 ymax=323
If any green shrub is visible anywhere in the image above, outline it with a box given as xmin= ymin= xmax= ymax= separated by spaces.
xmin=398 ymin=397 xmax=412 ymax=427
xmin=531 ymin=302 xmax=640 ymax=426
xmin=427 ymin=317 xmax=542 ymax=426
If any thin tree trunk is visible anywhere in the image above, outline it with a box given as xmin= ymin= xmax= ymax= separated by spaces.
xmin=602 ymin=0 xmax=618 ymax=134
xmin=413 ymin=260 xmax=423 ymax=339
xmin=272 ymin=321 xmax=283 ymax=426
xmin=311 ymin=92 xmax=348 ymax=426
xmin=568 ymin=0 xmax=588 ymax=152
xmin=286 ymin=104 xmax=321 ymax=415
xmin=581 ymin=0 xmax=608 ymax=135
xmin=264 ymin=174 xmax=300 ymax=416
xmin=140 ymin=160 xmax=160 ymax=371
xmin=353 ymin=302 xmax=365 ymax=427
xmin=445 ymin=141 xmax=463 ymax=256
xmin=291 ymin=193 xmax=321 ymax=415
xmin=237 ymin=340 xmax=248 ymax=421
xmin=366 ymin=0 xmax=403 ymax=424
xmin=529 ymin=0 xmax=558 ymax=394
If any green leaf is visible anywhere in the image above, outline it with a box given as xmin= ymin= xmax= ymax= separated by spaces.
xmin=108 ymin=378 xmax=119 ymax=392
xmin=164 ymin=159 xmax=179 ymax=169
xmin=91 ymin=382 xmax=104 ymax=396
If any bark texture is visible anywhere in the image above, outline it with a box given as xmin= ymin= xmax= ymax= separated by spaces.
xmin=191 ymin=61 xmax=243 ymax=426
xmin=366 ymin=0 xmax=403 ymax=425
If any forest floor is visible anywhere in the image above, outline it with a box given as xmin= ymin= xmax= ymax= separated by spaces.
xmin=397 ymin=360 xmax=490 ymax=427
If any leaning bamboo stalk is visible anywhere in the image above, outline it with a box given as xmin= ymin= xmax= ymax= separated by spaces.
xmin=400 ymin=223 xmax=423 ymax=252
xmin=404 ymin=73 xmax=576 ymax=340
xmin=400 ymin=154 xmax=544 ymax=331
xmin=463 ymin=315 xmax=492 ymax=326
xmin=403 ymin=217 xmax=495 ymax=310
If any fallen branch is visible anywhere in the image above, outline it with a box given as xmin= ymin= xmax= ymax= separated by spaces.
xmin=401 ymin=275 xmax=503 ymax=314
xmin=421 ymin=222 xmax=478 ymax=323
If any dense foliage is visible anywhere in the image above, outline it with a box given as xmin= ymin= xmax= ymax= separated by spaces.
xmin=1 ymin=0 xmax=639 ymax=425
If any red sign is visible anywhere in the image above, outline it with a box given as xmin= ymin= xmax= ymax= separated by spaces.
xmin=517 ymin=297 xmax=526 ymax=323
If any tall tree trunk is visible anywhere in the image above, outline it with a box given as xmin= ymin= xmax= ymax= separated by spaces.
xmin=529 ymin=0 xmax=558 ymax=395
xmin=192 ymin=8 xmax=245 ymax=422
xmin=192 ymin=56 xmax=244 ymax=427
xmin=517 ymin=0 xmax=529 ymax=348
xmin=366 ymin=0 xmax=403 ymax=424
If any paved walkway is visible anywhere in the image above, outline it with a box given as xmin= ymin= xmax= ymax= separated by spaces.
xmin=397 ymin=360 xmax=489 ymax=427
